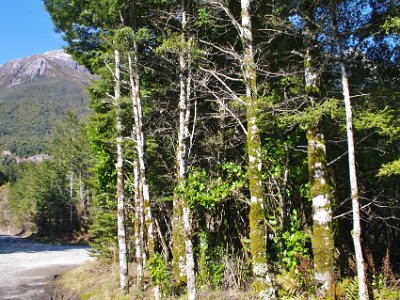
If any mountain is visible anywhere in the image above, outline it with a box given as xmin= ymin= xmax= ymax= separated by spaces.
xmin=0 ymin=51 xmax=94 ymax=156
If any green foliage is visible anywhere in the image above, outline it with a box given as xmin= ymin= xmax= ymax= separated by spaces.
xmin=147 ymin=252 xmax=172 ymax=295
xmin=195 ymin=8 xmax=213 ymax=28
xmin=7 ymin=164 xmax=38 ymax=231
xmin=0 ymin=78 xmax=89 ymax=156
xmin=287 ymin=98 xmax=343 ymax=129
xmin=378 ymin=159 xmax=400 ymax=176
xmin=197 ymin=231 xmax=225 ymax=290
xmin=383 ymin=16 xmax=400 ymax=34
xmin=85 ymin=98 xmax=119 ymax=258
xmin=89 ymin=208 xmax=118 ymax=260
xmin=114 ymin=26 xmax=152 ymax=51
xmin=178 ymin=169 xmax=229 ymax=208
xmin=275 ymin=270 xmax=314 ymax=300
xmin=176 ymin=163 xmax=246 ymax=209
xmin=354 ymin=108 xmax=400 ymax=140
xmin=374 ymin=286 xmax=400 ymax=300
xmin=0 ymin=184 xmax=11 ymax=227
xmin=156 ymin=32 xmax=205 ymax=62
xmin=3 ymin=114 xmax=93 ymax=235
xmin=336 ymin=277 xmax=359 ymax=300
xmin=43 ymin=0 xmax=400 ymax=297
xmin=0 ymin=158 xmax=25 ymax=184
xmin=272 ymin=210 xmax=310 ymax=271
xmin=7 ymin=161 xmax=69 ymax=234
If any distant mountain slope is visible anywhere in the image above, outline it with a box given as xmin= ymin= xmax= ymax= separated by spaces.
xmin=0 ymin=51 xmax=94 ymax=156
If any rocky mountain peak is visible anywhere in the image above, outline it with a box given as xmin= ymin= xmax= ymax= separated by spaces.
xmin=0 ymin=51 xmax=93 ymax=156
xmin=0 ymin=50 xmax=92 ymax=88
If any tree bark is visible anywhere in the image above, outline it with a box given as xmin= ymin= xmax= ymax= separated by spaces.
xmin=69 ymin=172 xmax=74 ymax=228
xmin=128 ymin=45 xmax=155 ymax=257
xmin=240 ymin=1 xmax=275 ymax=298
xmin=171 ymin=2 xmax=196 ymax=299
xmin=331 ymin=3 xmax=369 ymax=298
xmin=114 ymin=48 xmax=128 ymax=294
xmin=301 ymin=1 xmax=335 ymax=298
xmin=133 ymin=158 xmax=144 ymax=290
xmin=306 ymin=130 xmax=335 ymax=299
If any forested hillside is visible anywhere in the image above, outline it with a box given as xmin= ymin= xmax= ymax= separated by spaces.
xmin=0 ymin=51 xmax=93 ymax=156
xmin=3 ymin=0 xmax=398 ymax=299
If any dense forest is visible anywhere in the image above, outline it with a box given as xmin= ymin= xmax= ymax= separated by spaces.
xmin=0 ymin=77 xmax=89 ymax=155
xmin=1 ymin=0 xmax=399 ymax=299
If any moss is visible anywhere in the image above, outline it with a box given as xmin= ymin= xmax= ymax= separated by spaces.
xmin=304 ymin=59 xmax=313 ymax=69
xmin=253 ymin=279 xmax=269 ymax=294
xmin=312 ymin=223 xmax=335 ymax=298
xmin=305 ymin=85 xmax=321 ymax=97
xmin=307 ymin=130 xmax=331 ymax=198
xmin=307 ymin=129 xmax=336 ymax=298
xmin=144 ymin=201 xmax=154 ymax=258
xmin=172 ymin=193 xmax=187 ymax=284
xmin=247 ymin=106 xmax=266 ymax=266
xmin=249 ymin=202 xmax=267 ymax=264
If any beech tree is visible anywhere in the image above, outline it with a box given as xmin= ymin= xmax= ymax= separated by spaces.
xmin=299 ymin=1 xmax=336 ymax=297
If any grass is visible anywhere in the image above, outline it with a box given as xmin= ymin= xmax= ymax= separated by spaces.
xmin=57 ymin=260 xmax=257 ymax=300
xmin=59 ymin=260 xmax=134 ymax=300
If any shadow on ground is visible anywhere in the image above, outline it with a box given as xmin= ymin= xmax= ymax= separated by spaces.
xmin=0 ymin=234 xmax=90 ymax=254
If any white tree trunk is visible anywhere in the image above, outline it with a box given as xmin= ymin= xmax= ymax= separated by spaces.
xmin=128 ymin=46 xmax=155 ymax=256
xmin=183 ymin=206 xmax=196 ymax=300
xmin=331 ymin=5 xmax=369 ymax=298
xmin=79 ymin=173 xmax=85 ymax=208
xmin=69 ymin=172 xmax=74 ymax=228
xmin=345 ymin=77 xmax=369 ymax=300
xmin=133 ymin=159 xmax=144 ymax=290
xmin=114 ymin=48 xmax=128 ymax=294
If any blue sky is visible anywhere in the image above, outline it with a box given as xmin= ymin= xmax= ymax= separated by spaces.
xmin=0 ymin=0 xmax=65 ymax=65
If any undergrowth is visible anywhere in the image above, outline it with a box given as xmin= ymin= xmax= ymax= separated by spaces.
xmin=58 ymin=260 xmax=256 ymax=300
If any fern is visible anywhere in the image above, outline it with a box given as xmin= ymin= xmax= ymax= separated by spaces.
xmin=276 ymin=271 xmax=307 ymax=299
xmin=337 ymin=277 xmax=358 ymax=300
xmin=374 ymin=286 xmax=400 ymax=300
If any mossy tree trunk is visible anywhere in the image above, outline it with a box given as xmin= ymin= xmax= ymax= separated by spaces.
xmin=301 ymin=1 xmax=335 ymax=298
xmin=128 ymin=45 xmax=155 ymax=258
xmin=240 ymin=0 xmax=275 ymax=298
xmin=171 ymin=2 xmax=196 ymax=299
xmin=114 ymin=48 xmax=128 ymax=294
xmin=331 ymin=3 xmax=369 ymax=299
xmin=306 ymin=130 xmax=335 ymax=299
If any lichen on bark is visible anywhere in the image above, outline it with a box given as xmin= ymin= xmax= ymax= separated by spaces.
xmin=307 ymin=129 xmax=335 ymax=299
xmin=172 ymin=193 xmax=187 ymax=284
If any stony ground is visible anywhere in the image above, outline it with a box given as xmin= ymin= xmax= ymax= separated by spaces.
xmin=0 ymin=234 xmax=93 ymax=300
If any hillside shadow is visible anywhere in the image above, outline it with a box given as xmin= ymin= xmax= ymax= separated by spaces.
xmin=0 ymin=234 xmax=91 ymax=254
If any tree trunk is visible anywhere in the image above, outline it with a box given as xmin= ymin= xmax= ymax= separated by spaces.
xmin=240 ymin=1 xmax=274 ymax=298
xmin=306 ymin=129 xmax=335 ymax=298
xmin=128 ymin=46 xmax=155 ymax=257
xmin=69 ymin=172 xmax=74 ymax=228
xmin=79 ymin=173 xmax=85 ymax=209
xmin=331 ymin=4 xmax=369 ymax=298
xmin=114 ymin=48 xmax=128 ymax=294
xmin=301 ymin=1 xmax=335 ymax=298
xmin=171 ymin=2 xmax=196 ymax=299
xmin=133 ymin=158 xmax=144 ymax=290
